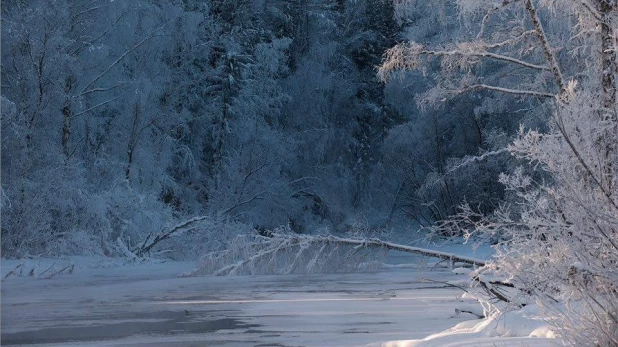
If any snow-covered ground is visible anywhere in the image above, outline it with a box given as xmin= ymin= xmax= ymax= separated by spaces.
xmin=1 ymin=251 xmax=557 ymax=346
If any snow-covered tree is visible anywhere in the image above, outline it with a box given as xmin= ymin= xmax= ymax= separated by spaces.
xmin=1 ymin=0 xmax=180 ymax=257
xmin=381 ymin=0 xmax=617 ymax=344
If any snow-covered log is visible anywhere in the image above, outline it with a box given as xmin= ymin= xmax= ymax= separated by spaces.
xmin=188 ymin=231 xmax=486 ymax=276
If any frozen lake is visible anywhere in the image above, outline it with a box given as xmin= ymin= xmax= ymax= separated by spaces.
xmin=1 ymin=258 xmax=473 ymax=346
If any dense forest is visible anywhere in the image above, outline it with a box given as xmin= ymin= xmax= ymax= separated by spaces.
xmin=2 ymin=0 xmax=517 ymax=257
xmin=2 ymin=1 xmax=617 ymax=344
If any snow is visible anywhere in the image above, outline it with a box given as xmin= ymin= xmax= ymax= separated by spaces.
xmin=1 ymin=253 xmax=557 ymax=346
xmin=372 ymin=306 xmax=557 ymax=346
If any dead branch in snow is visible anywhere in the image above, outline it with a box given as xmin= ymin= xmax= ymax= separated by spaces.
xmin=2 ymin=261 xmax=75 ymax=280
xmin=3 ymin=263 xmax=23 ymax=280
xmin=454 ymin=308 xmax=485 ymax=319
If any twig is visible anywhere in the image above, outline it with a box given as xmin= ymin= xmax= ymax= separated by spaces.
xmin=3 ymin=263 xmax=23 ymax=280
xmin=38 ymin=262 xmax=56 ymax=277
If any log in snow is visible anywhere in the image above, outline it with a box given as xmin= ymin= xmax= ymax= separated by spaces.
xmin=345 ymin=237 xmax=487 ymax=266
xmin=191 ymin=232 xmax=487 ymax=276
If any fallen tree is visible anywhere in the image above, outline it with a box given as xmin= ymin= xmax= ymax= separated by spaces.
xmin=186 ymin=230 xmax=487 ymax=276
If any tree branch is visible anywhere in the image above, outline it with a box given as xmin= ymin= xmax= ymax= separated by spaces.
xmin=220 ymin=192 xmax=266 ymax=216
xmin=422 ymin=48 xmax=550 ymax=71
xmin=79 ymin=82 xmax=127 ymax=97
xmin=552 ymin=109 xmax=618 ymax=213
xmin=445 ymin=148 xmax=510 ymax=175
xmin=460 ymin=84 xmax=556 ymax=98
xmin=70 ymin=95 xmax=121 ymax=118
xmin=482 ymin=30 xmax=537 ymax=49
xmin=579 ymin=0 xmax=603 ymax=21
xmin=135 ymin=216 xmax=210 ymax=257
xmin=524 ymin=0 xmax=566 ymax=95
xmin=79 ymin=29 xmax=162 ymax=95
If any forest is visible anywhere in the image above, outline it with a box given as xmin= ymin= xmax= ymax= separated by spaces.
xmin=1 ymin=0 xmax=617 ymax=345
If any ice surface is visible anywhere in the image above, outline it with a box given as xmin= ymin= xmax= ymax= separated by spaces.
xmin=0 ymin=257 xmax=459 ymax=346
xmin=1 ymin=251 xmax=555 ymax=346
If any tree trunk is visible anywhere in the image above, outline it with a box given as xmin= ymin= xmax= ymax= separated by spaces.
xmin=62 ymin=105 xmax=71 ymax=158
xmin=598 ymin=0 xmax=617 ymax=194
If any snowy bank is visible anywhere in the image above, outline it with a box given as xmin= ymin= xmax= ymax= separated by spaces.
xmin=369 ymin=304 xmax=557 ymax=347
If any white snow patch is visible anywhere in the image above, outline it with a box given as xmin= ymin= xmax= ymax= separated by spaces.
xmin=368 ymin=304 xmax=558 ymax=346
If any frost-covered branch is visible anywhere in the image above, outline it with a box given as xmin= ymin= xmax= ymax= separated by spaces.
xmin=78 ymin=82 xmax=128 ymax=97
xmin=70 ymin=96 xmax=121 ymax=118
xmin=134 ymin=216 xmax=210 ymax=258
xmin=578 ymin=0 xmax=603 ymax=21
xmin=220 ymin=191 xmax=266 ymax=216
xmin=444 ymin=148 xmax=510 ymax=175
xmin=422 ymin=48 xmax=550 ymax=71
xmin=378 ymin=41 xmax=550 ymax=82
xmin=482 ymin=30 xmax=537 ymax=49
xmin=460 ymin=84 xmax=556 ymax=98
xmin=79 ymin=29 xmax=163 ymax=95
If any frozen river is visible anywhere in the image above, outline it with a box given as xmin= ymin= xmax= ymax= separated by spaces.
xmin=1 ymin=258 xmax=472 ymax=346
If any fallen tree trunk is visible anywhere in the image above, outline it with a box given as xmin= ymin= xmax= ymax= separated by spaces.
xmin=349 ymin=237 xmax=486 ymax=267
xmin=190 ymin=232 xmax=487 ymax=276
